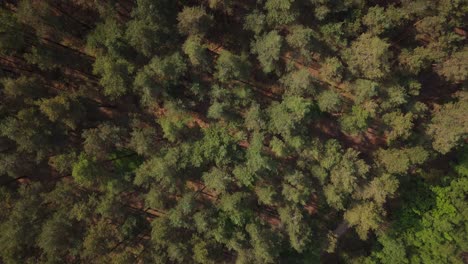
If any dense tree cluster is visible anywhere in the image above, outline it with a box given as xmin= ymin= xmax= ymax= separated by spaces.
xmin=0 ymin=0 xmax=466 ymax=263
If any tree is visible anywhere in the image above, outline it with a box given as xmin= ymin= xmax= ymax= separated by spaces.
xmin=244 ymin=103 xmax=267 ymax=131
xmin=234 ymin=132 xmax=272 ymax=187
xmin=148 ymin=52 xmax=188 ymax=85
xmin=183 ymin=35 xmax=209 ymax=67
xmin=278 ymin=205 xmax=311 ymax=252
xmin=86 ymin=18 xmax=127 ymax=55
xmin=324 ymin=148 xmax=369 ymax=209
xmin=0 ymin=108 xmax=56 ymax=161
xmin=280 ymin=68 xmax=314 ymax=96
xmin=354 ymin=174 xmax=399 ymax=205
xmin=128 ymin=121 xmax=158 ymax=156
xmin=38 ymin=94 xmax=85 ymax=130
xmin=282 ymin=170 xmax=312 ymax=205
xmin=264 ymin=0 xmax=298 ymax=26
xmin=125 ymin=0 xmax=177 ymax=57
xmin=362 ymin=5 xmax=406 ymax=35
xmin=37 ymin=212 xmax=82 ymax=262
xmin=368 ymin=166 xmax=468 ymax=263
xmin=202 ymin=167 xmax=232 ymax=194
xmin=352 ymin=79 xmax=379 ymax=104
xmin=339 ymin=106 xmax=371 ymax=135
xmin=269 ymin=136 xmax=289 ymax=157
xmin=268 ymin=96 xmax=311 ymax=137
xmin=251 ymin=30 xmax=283 ymax=73
xmin=436 ymin=48 xmax=468 ymax=82
xmin=1 ymin=76 xmax=47 ymax=101
xmin=82 ymin=219 xmax=122 ymax=261
xmin=0 ymin=184 xmax=45 ymax=264
xmin=345 ymin=33 xmax=391 ymax=79
xmin=246 ymin=223 xmax=280 ymax=263
xmin=344 ymin=201 xmax=383 ymax=240
xmin=82 ymin=123 xmax=124 ymax=159
xmin=191 ymin=236 xmax=221 ymax=264
xmin=192 ymin=125 xmax=238 ymax=167
xmin=317 ymin=90 xmax=342 ymax=113
xmin=376 ymin=146 xmax=429 ymax=174
xmin=72 ymin=153 xmax=106 ymax=187
xmin=167 ymin=193 xmax=196 ymax=228
xmin=382 ymin=111 xmax=414 ymax=144
xmin=244 ymin=10 xmax=266 ymax=35
xmin=177 ymin=6 xmax=213 ymax=36
xmin=0 ymin=10 xmax=27 ymax=55
xmin=286 ymin=25 xmax=313 ymax=58
xmin=320 ymin=57 xmax=344 ymax=83
xmin=428 ymin=91 xmax=468 ymax=154
xmin=219 ymin=192 xmax=252 ymax=226
xmin=92 ymin=54 xmax=134 ymax=99
xmin=215 ymin=50 xmax=250 ymax=82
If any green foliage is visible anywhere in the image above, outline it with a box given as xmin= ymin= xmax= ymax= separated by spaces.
xmin=215 ymin=50 xmax=250 ymax=82
xmin=264 ymin=0 xmax=298 ymax=26
xmin=280 ymin=68 xmax=314 ymax=96
xmin=82 ymin=123 xmax=124 ymax=159
xmin=317 ymin=90 xmax=342 ymax=113
xmin=93 ymin=54 xmax=134 ymax=99
xmin=376 ymin=146 xmax=429 ymax=174
xmin=278 ymin=206 xmax=311 ymax=252
xmin=37 ymin=212 xmax=81 ymax=261
xmin=82 ymin=219 xmax=122 ymax=261
xmin=436 ymin=48 xmax=468 ymax=82
xmin=340 ymin=106 xmax=371 ymax=135
xmin=125 ymin=0 xmax=177 ymax=57
xmin=0 ymin=1 xmax=466 ymax=262
xmin=177 ymin=6 xmax=213 ymax=36
xmin=270 ymin=136 xmax=289 ymax=157
xmin=369 ymin=169 xmax=468 ymax=264
xmin=183 ymin=36 xmax=209 ymax=67
xmin=244 ymin=103 xmax=267 ymax=131
xmin=282 ymin=170 xmax=312 ymax=205
xmin=244 ymin=10 xmax=266 ymax=35
xmin=1 ymin=76 xmax=46 ymax=101
xmin=148 ymin=52 xmax=188 ymax=84
xmin=428 ymin=91 xmax=468 ymax=154
xmin=354 ymin=174 xmax=399 ymax=205
xmin=352 ymin=79 xmax=379 ymax=104
xmin=251 ymin=30 xmax=283 ymax=73
xmin=0 ymin=108 xmax=54 ymax=160
xmin=129 ymin=123 xmax=158 ymax=156
xmin=202 ymin=167 xmax=232 ymax=194
xmin=192 ymin=125 xmax=238 ymax=167
xmin=87 ymin=18 xmax=126 ymax=55
xmin=344 ymin=201 xmax=383 ymax=240
xmin=0 ymin=10 xmax=26 ymax=55
xmin=38 ymin=94 xmax=84 ymax=129
xmin=72 ymin=153 xmax=106 ymax=187
xmin=219 ymin=192 xmax=252 ymax=226
xmin=48 ymin=152 xmax=78 ymax=174
xmin=234 ymin=132 xmax=272 ymax=186
xmin=320 ymin=57 xmax=344 ymax=83
xmin=382 ymin=111 xmax=414 ymax=144
xmin=286 ymin=25 xmax=313 ymax=57
xmin=0 ymin=184 xmax=44 ymax=264
xmin=268 ymin=96 xmax=311 ymax=137
xmin=246 ymin=223 xmax=281 ymax=263
xmin=324 ymin=148 xmax=369 ymax=209
xmin=363 ymin=5 xmax=406 ymax=35
xmin=345 ymin=33 xmax=391 ymax=79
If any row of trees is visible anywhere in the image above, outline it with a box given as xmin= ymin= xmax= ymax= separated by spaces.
xmin=0 ymin=0 xmax=466 ymax=263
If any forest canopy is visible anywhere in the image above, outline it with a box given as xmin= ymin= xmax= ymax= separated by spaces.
xmin=0 ymin=0 xmax=467 ymax=263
